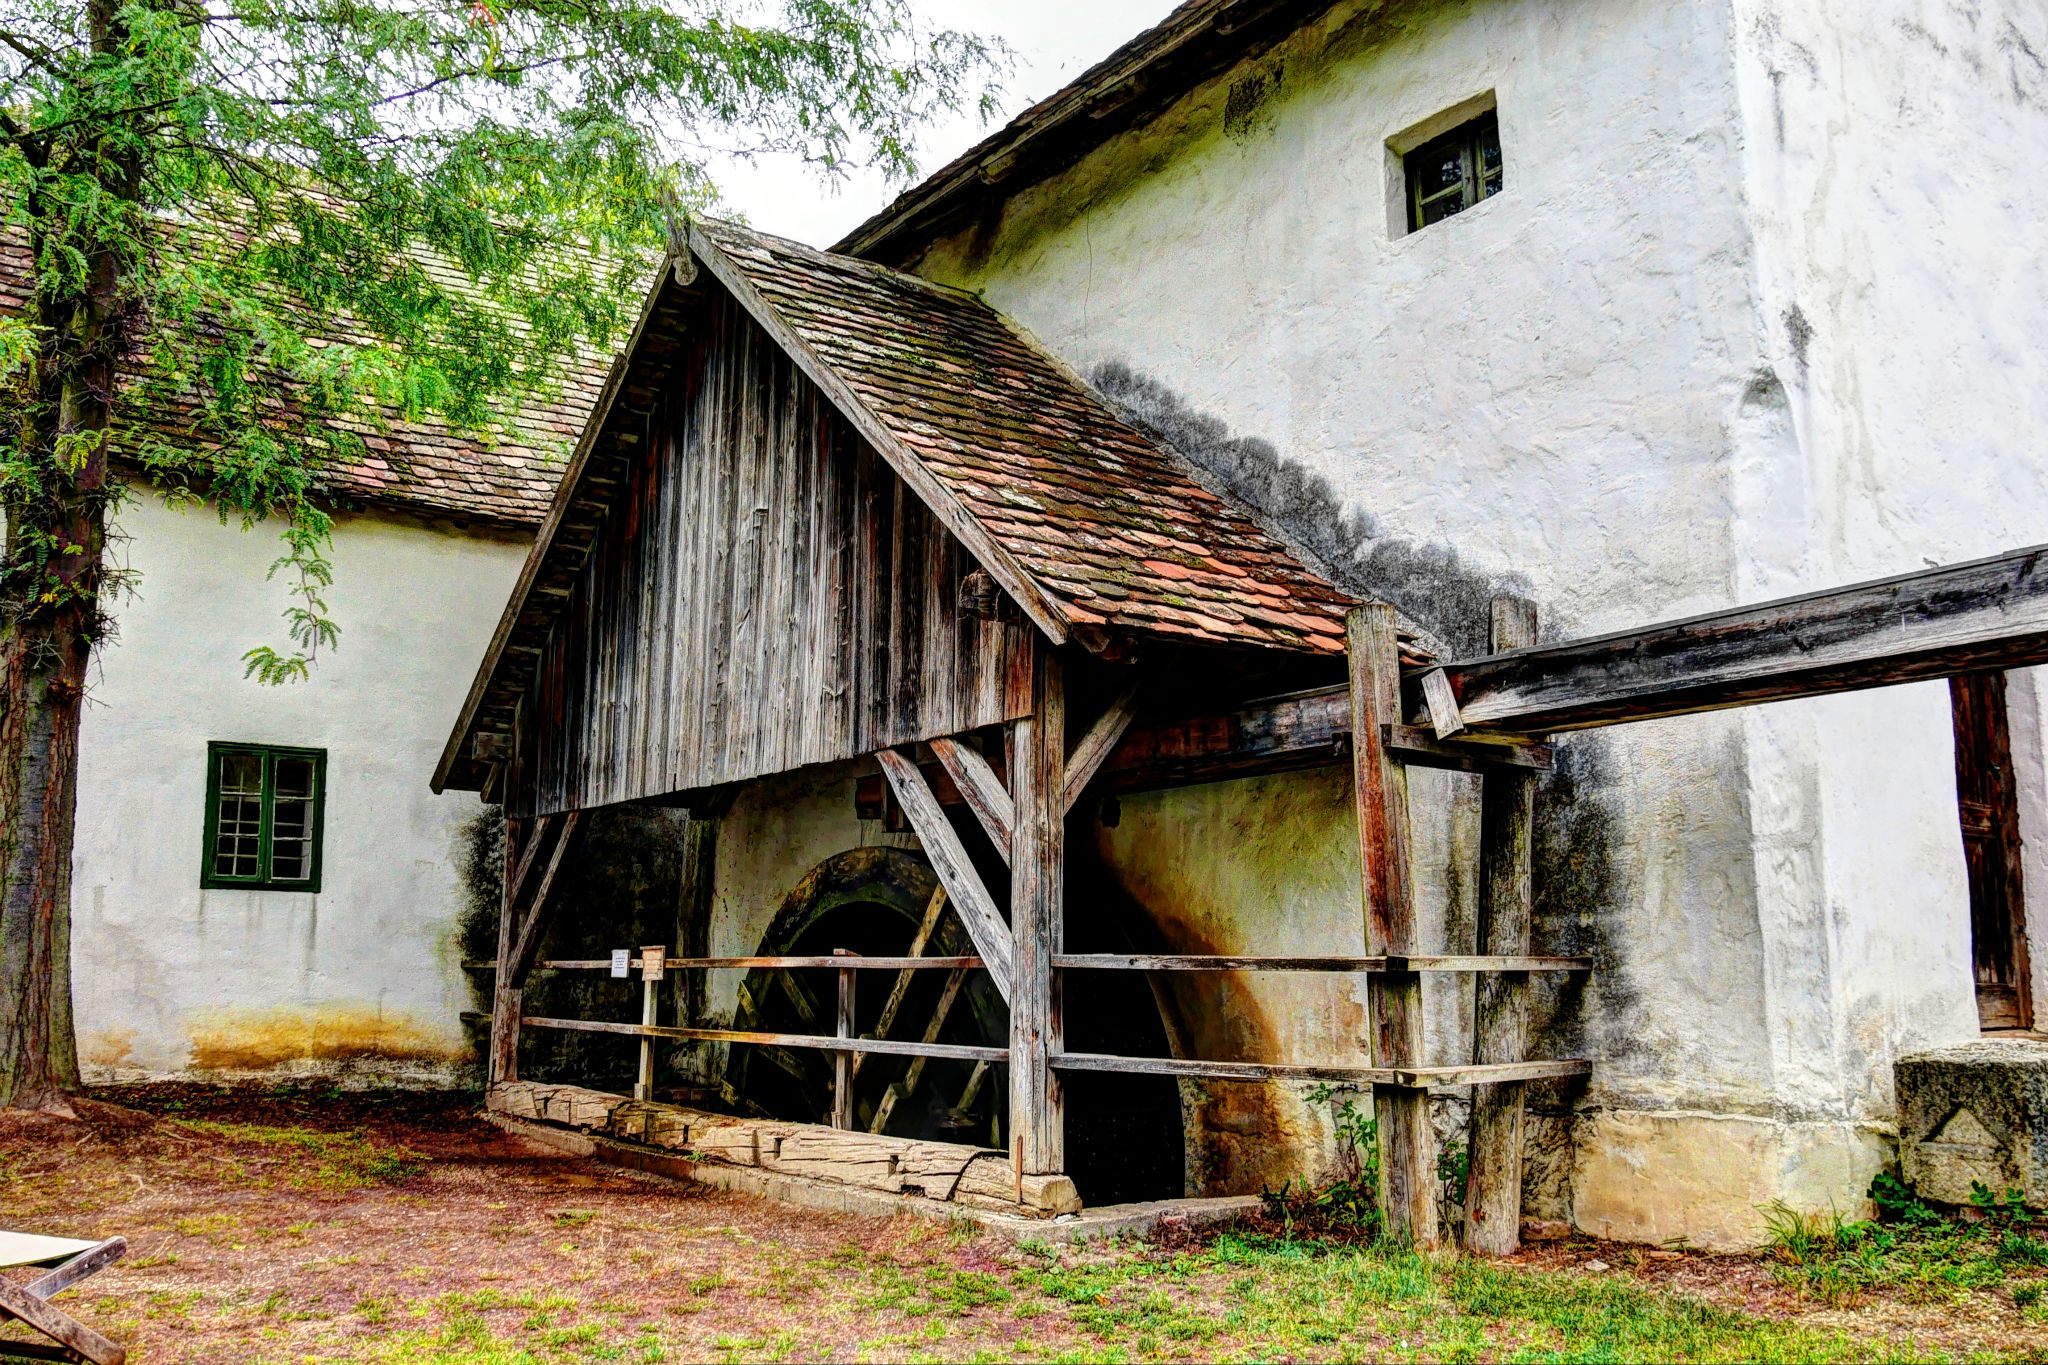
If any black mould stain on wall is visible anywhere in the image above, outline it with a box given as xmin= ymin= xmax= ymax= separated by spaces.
xmin=1087 ymin=359 xmax=1638 ymax=1093
xmin=1088 ymin=360 xmax=1526 ymax=657
xmin=456 ymin=807 xmax=688 ymax=1089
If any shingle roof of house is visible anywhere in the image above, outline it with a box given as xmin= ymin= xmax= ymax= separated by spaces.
xmin=691 ymin=217 xmax=1357 ymax=655
xmin=0 ymin=230 xmax=602 ymax=529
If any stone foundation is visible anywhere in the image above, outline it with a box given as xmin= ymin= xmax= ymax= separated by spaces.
xmin=1898 ymin=1039 xmax=2048 ymax=1207
xmin=487 ymin=1081 xmax=1081 ymax=1217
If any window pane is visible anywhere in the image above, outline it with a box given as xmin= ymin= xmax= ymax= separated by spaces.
xmin=275 ymin=757 xmax=315 ymax=800
xmin=1421 ymin=193 xmax=1468 ymax=227
xmin=212 ymin=752 xmax=264 ymax=880
xmin=1416 ymin=146 xmax=1467 ymax=198
xmin=1482 ymin=169 xmax=1503 ymax=199
xmin=1478 ymin=122 xmax=1502 ymax=176
xmin=271 ymin=797 xmax=313 ymax=881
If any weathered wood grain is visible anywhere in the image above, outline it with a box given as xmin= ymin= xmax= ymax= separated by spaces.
xmin=1464 ymin=596 xmax=1540 ymax=1257
xmin=1049 ymin=1053 xmax=1589 ymax=1088
xmin=1444 ymin=543 xmax=2048 ymax=732
xmin=1063 ymin=675 xmax=1143 ymax=811
xmin=1009 ymin=645 xmax=1065 ymax=1177
xmin=875 ymin=749 xmax=1016 ymax=999
xmin=1349 ymin=604 xmax=1436 ymax=1249
xmin=488 ymin=1082 xmax=1080 ymax=1214
xmin=513 ymin=286 xmax=1031 ymax=817
xmin=929 ymin=737 xmax=1013 ymax=860
xmin=522 ymin=1015 xmax=1007 ymax=1064
xmin=1050 ymin=954 xmax=1591 ymax=973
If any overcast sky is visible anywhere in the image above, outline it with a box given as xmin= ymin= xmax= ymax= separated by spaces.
xmin=710 ymin=0 xmax=1179 ymax=247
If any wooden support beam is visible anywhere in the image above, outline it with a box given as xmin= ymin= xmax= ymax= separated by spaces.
xmin=1464 ymin=597 xmax=1541 ymax=1258
xmin=0 ymin=1274 xmax=125 ymax=1365
xmin=1051 ymin=1053 xmax=1588 ymax=1088
xmin=834 ymin=950 xmax=856 ymax=1130
xmin=1009 ymin=645 xmax=1065 ymax=1177
xmin=1442 ymin=542 xmax=2048 ymax=733
xmin=1052 ymin=953 xmax=1591 ymax=973
xmin=1349 ymin=603 xmax=1437 ymax=1249
xmin=870 ymin=966 xmax=970 ymax=1133
xmin=1063 ymin=676 xmax=1143 ymax=812
xmin=1384 ymin=727 xmax=1553 ymax=774
xmin=1420 ymin=668 xmax=1464 ymax=739
xmin=506 ymin=811 xmax=586 ymax=987
xmin=520 ymin=1016 xmax=1007 ymax=1064
xmin=489 ymin=815 xmax=528 ymax=1086
xmin=929 ymin=738 xmax=1013 ymax=860
xmin=875 ymin=750 xmax=1015 ymax=1000
xmin=23 ymin=1238 xmax=126 ymax=1303
xmin=854 ymin=886 xmax=949 ymax=1080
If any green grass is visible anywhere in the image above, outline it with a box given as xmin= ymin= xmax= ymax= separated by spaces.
xmin=239 ymin=1229 xmax=1971 ymax=1364
xmin=178 ymin=1119 xmax=428 ymax=1190
xmin=1761 ymin=1199 xmax=2048 ymax=1308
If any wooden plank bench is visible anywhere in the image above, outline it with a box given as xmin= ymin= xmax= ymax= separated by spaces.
xmin=0 ymin=1233 xmax=128 ymax=1364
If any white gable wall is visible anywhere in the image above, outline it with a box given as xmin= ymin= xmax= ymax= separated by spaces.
xmin=70 ymin=495 xmax=526 ymax=1081
xmin=905 ymin=0 xmax=2045 ymax=1246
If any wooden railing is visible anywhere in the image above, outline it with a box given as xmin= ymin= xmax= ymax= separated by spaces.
xmin=480 ymin=950 xmax=997 ymax=1122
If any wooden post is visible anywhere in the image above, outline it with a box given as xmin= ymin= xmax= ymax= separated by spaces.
xmin=1347 ymin=604 xmax=1436 ymax=1248
xmin=489 ymin=815 xmax=528 ymax=1086
xmin=675 ymin=815 xmax=717 ymax=1038
xmin=1464 ymin=596 xmax=1540 ymax=1255
xmin=1009 ymin=644 xmax=1065 ymax=1176
xmin=635 ymin=945 xmax=665 ymax=1101
xmin=834 ymin=949 xmax=856 ymax=1130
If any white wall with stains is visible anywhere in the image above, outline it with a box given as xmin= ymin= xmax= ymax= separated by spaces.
xmin=900 ymin=0 xmax=2047 ymax=1245
xmin=70 ymin=496 xmax=526 ymax=1081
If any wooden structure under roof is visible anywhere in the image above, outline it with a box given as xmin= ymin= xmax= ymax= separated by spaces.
xmin=440 ymin=217 xmax=2048 ymax=1251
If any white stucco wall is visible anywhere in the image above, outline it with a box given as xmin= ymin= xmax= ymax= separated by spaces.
xmin=894 ymin=0 xmax=2042 ymax=1243
xmin=70 ymin=495 xmax=528 ymax=1082
xmin=1725 ymin=0 xmax=2048 ymax=1116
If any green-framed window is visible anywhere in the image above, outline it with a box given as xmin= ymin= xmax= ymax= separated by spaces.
xmin=1406 ymin=109 xmax=1503 ymax=232
xmin=202 ymin=743 xmax=326 ymax=892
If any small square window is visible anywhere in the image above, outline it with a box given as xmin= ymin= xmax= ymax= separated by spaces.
xmin=202 ymin=743 xmax=326 ymax=891
xmin=1404 ymin=110 xmax=1503 ymax=233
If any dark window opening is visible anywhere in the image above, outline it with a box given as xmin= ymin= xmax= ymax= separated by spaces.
xmin=1405 ymin=109 xmax=1503 ymax=233
xmin=1951 ymin=674 xmax=2032 ymax=1031
xmin=202 ymin=742 xmax=326 ymax=891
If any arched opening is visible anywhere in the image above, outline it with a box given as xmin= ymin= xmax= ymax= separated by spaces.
xmin=727 ymin=847 xmax=1005 ymax=1142
xmin=724 ymin=844 xmax=1187 ymax=1206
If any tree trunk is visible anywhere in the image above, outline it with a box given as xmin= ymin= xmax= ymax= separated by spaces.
xmin=0 ymin=76 xmax=135 ymax=1108
xmin=0 ymin=309 xmax=113 ymax=1106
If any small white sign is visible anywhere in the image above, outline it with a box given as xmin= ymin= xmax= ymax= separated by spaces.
xmin=610 ymin=949 xmax=630 ymax=978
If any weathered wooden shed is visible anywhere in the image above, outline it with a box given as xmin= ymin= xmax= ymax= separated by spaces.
xmin=436 ymin=217 xmax=2048 ymax=1248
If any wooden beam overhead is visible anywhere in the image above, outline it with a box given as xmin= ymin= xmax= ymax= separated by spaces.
xmin=1444 ymin=542 xmax=2048 ymax=733
xmin=875 ymin=749 xmax=1016 ymax=1000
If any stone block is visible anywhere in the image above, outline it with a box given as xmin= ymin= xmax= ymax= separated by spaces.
xmin=1897 ymin=1039 xmax=2048 ymax=1207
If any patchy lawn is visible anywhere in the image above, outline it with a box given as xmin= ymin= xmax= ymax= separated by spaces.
xmin=1 ymin=1086 xmax=2043 ymax=1363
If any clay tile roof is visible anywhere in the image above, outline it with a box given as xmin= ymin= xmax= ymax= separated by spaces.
xmin=0 ymin=229 xmax=606 ymax=529
xmin=691 ymin=217 xmax=1357 ymax=655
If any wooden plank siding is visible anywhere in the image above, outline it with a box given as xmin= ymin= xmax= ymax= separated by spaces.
xmin=513 ymin=286 xmax=1029 ymax=817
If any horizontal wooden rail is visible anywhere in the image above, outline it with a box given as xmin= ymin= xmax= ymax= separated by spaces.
xmin=1052 ymin=953 xmax=1592 ymax=973
xmin=1438 ymin=542 xmax=2048 ymax=733
xmin=465 ymin=956 xmax=984 ymax=973
xmin=521 ymin=1016 xmax=1007 ymax=1064
xmin=1050 ymin=1052 xmax=1589 ymax=1088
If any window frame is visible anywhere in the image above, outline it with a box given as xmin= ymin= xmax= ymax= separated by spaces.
xmin=201 ymin=741 xmax=328 ymax=892
xmin=1404 ymin=109 xmax=1503 ymax=234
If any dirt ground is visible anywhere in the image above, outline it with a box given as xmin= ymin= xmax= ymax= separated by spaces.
xmin=2 ymin=1086 xmax=2043 ymax=1364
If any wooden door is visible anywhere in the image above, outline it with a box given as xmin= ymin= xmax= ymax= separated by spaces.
xmin=1951 ymin=672 xmax=2033 ymax=1031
